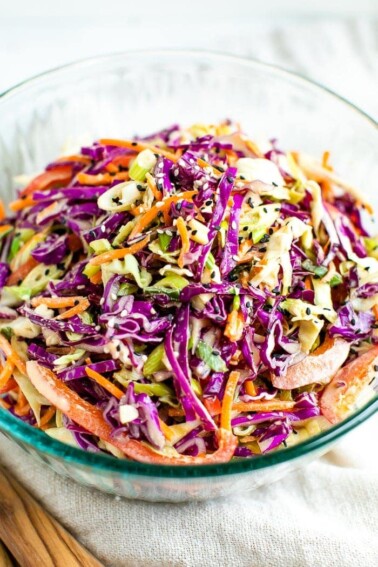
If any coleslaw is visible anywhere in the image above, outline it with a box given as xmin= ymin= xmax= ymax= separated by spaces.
xmin=0 ymin=121 xmax=377 ymax=465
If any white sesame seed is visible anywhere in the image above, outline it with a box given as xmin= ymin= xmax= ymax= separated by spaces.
xmin=108 ymin=319 xmax=115 ymax=328
xmin=232 ymin=255 xmax=239 ymax=261
xmin=166 ymin=230 xmax=173 ymax=236
xmin=151 ymin=308 xmax=156 ymax=315
xmin=111 ymin=293 xmax=117 ymax=301
xmin=120 ymin=310 xmax=128 ymax=317
xmin=203 ymin=182 xmax=209 ymax=189
xmin=174 ymin=169 xmax=179 ymax=177
xmin=95 ymin=325 xmax=101 ymax=331
xmin=100 ymin=297 xmax=105 ymax=305
xmin=156 ymin=201 xmax=164 ymax=208
xmin=158 ymin=161 xmax=164 ymax=168
xmin=231 ymin=221 xmax=237 ymax=230
xmin=101 ymin=225 xmax=106 ymax=233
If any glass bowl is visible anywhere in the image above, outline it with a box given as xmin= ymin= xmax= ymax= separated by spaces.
xmin=0 ymin=50 xmax=377 ymax=502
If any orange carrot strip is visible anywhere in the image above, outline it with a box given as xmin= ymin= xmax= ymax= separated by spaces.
xmin=224 ymin=310 xmax=244 ymax=343
xmin=89 ymin=271 xmax=103 ymax=285
xmin=168 ymin=407 xmax=185 ymax=417
xmin=89 ymin=236 xmax=150 ymax=266
xmin=373 ymin=305 xmax=378 ymax=320
xmin=232 ymin=400 xmax=296 ymax=412
xmin=0 ymin=224 xmax=12 ymax=235
xmin=99 ymin=138 xmax=178 ymax=162
xmin=322 ymin=151 xmax=332 ymax=171
xmin=85 ymin=367 xmax=124 ymax=400
xmin=56 ymin=299 xmax=90 ymax=320
xmin=0 ymin=200 xmax=5 ymax=221
xmin=9 ymin=196 xmax=37 ymax=212
xmin=56 ymin=155 xmax=91 ymax=165
xmin=0 ymin=335 xmax=27 ymax=376
xmin=176 ymin=217 xmax=190 ymax=269
xmin=159 ymin=419 xmax=175 ymax=442
xmin=146 ymin=173 xmax=162 ymax=201
xmin=129 ymin=191 xmax=197 ymax=239
xmin=39 ymin=406 xmax=56 ymax=428
xmin=20 ymin=165 xmax=73 ymax=198
xmin=0 ymin=377 xmax=17 ymax=394
xmin=0 ymin=360 xmax=15 ymax=390
xmin=7 ymin=257 xmax=39 ymax=286
xmin=203 ymin=397 xmax=222 ymax=417
xmin=220 ymin=371 xmax=240 ymax=431
xmin=245 ymin=380 xmax=257 ymax=397
xmin=245 ymin=140 xmax=264 ymax=158
xmin=196 ymin=158 xmax=223 ymax=177
xmin=31 ymin=296 xmax=85 ymax=308
xmin=114 ymin=172 xmax=130 ymax=181
xmin=76 ymin=172 xmax=113 ymax=186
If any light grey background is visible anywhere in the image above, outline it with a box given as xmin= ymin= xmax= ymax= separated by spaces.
xmin=1 ymin=0 xmax=377 ymax=118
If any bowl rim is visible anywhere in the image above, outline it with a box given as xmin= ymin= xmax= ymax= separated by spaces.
xmin=0 ymin=49 xmax=377 ymax=478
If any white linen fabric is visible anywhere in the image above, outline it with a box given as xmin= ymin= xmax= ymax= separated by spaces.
xmin=0 ymin=415 xmax=377 ymax=567
xmin=0 ymin=11 xmax=377 ymax=567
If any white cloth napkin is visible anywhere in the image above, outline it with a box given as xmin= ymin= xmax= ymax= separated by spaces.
xmin=1 ymin=414 xmax=377 ymax=567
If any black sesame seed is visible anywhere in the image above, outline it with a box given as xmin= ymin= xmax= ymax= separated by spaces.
xmin=243 ymin=226 xmax=248 ymax=231
xmin=272 ymin=182 xmax=278 ymax=187
xmin=247 ymin=198 xmax=254 ymax=208
xmin=192 ymin=230 xmax=198 ymax=236
xmin=306 ymin=307 xmax=311 ymax=315
xmin=74 ymin=300 xmax=80 ymax=306
xmin=205 ymin=200 xmax=212 ymax=206
xmin=211 ymin=271 xmax=216 ymax=278
xmin=116 ymin=345 xmax=121 ymax=352
xmin=350 ymin=318 xmax=356 ymax=325
xmin=44 ymin=269 xmax=50 ymax=276
xmin=260 ymin=247 xmax=267 ymax=253
xmin=131 ymin=142 xmax=138 ymax=146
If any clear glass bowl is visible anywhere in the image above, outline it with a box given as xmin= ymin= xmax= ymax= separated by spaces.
xmin=0 ymin=50 xmax=377 ymax=502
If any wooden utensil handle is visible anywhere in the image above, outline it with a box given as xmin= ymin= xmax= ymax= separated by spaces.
xmin=0 ymin=466 xmax=103 ymax=567
xmin=0 ymin=540 xmax=14 ymax=567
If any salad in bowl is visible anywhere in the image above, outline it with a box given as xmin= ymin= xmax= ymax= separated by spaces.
xmin=0 ymin=121 xmax=377 ymax=465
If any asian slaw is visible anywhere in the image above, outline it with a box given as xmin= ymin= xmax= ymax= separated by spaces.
xmin=0 ymin=121 xmax=377 ymax=465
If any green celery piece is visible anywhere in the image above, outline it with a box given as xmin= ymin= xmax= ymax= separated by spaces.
xmin=143 ymin=343 xmax=166 ymax=376
xmin=158 ymin=233 xmax=172 ymax=252
xmin=251 ymin=226 xmax=267 ymax=244
xmin=205 ymin=252 xmax=216 ymax=271
xmin=364 ymin=237 xmax=378 ymax=259
xmin=83 ymin=264 xmax=101 ymax=278
xmin=329 ymin=273 xmax=343 ymax=287
xmin=302 ymin=259 xmax=328 ymax=279
xmin=191 ymin=378 xmax=203 ymax=397
xmin=8 ymin=228 xmax=35 ymax=261
xmin=156 ymin=273 xmax=188 ymax=290
xmin=134 ymin=382 xmax=173 ymax=397
xmin=144 ymin=287 xmax=180 ymax=300
xmin=118 ymin=282 xmax=139 ymax=296
xmin=196 ymin=340 xmax=227 ymax=372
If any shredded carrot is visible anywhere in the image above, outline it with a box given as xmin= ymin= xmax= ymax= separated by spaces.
xmin=7 ymin=257 xmax=39 ymax=286
xmin=220 ymin=371 xmax=240 ymax=431
xmin=232 ymin=400 xmax=296 ymax=412
xmin=9 ymin=195 xmax=37 ymax=212
xmin=56 ymin=299 xmax=90 ymax=320
xmin=168 ymin=407 xmax=185 ymax=417
xmin=0 ymin=224 xmax=12 ymax=235
xmin=159 ymin=419 xmax=175 ymax=442
xmin=9 ymin=232 xmax=45 ymax=272
xmin=203 ymin=397 xmax=222 ymax=417
xmin=20 ymin=165 xmax=74 ymax=197
xmin=373 ymin=305 xmax=378 ymax=320
xmin=107 ymin=154 xmax=135 ymax=169
xmin=89 ymin=270 xmax=103 ymax=285
xmin=0 ymin=377 xmax=17 ymax=394
xmin=196 ymin=158 xmax=223 ymax=177
xmin=0 ymin=360 xmax=15 ymax=389
xmin=129 ymin=191 xmax=197 ymax=239
xmin=14 ymin=388 xmax=29 ymax=415
xmin=245 ymin=380 xmax=257 ymax=397
xmin=224 ymin=310 xmax=244 ymax=342
xmin=304 ymin=276 xmax=312 ymax=291
xmin=0 ymin=398 xmax=10 ymax=410
xmin=99 ymin=138 xmax=178 ymax=162
xmin=85 ymin=367 xmax=124 ymax=400
xmin=322 ymin=151 xmax=332 ymax=171
xmin=39 ymin=406 xmax=56 ymax=428
xmin=31 ymin=296 xmax=86 ymax=308
xmin=56 ymin=155 xmax=91 ymax=165
xmin=146 ymin=173 xmax=162 ymax=201
xmin=0 ymin=200 xmax=5 ymax=221
xmin=89 ymin=235 xmax=150 ymax=266
xmin=245 ymin=139 xmax=264 ymax=158
xmin=0 ymin=335 xmax=27 ymax=376
xmin=76 ymin=172 xmax=113 ymax=186
xmin=176 ymin=217 xmax=190 ymax=268
xmin=114 ymin=172 xmax=130 ymax=182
